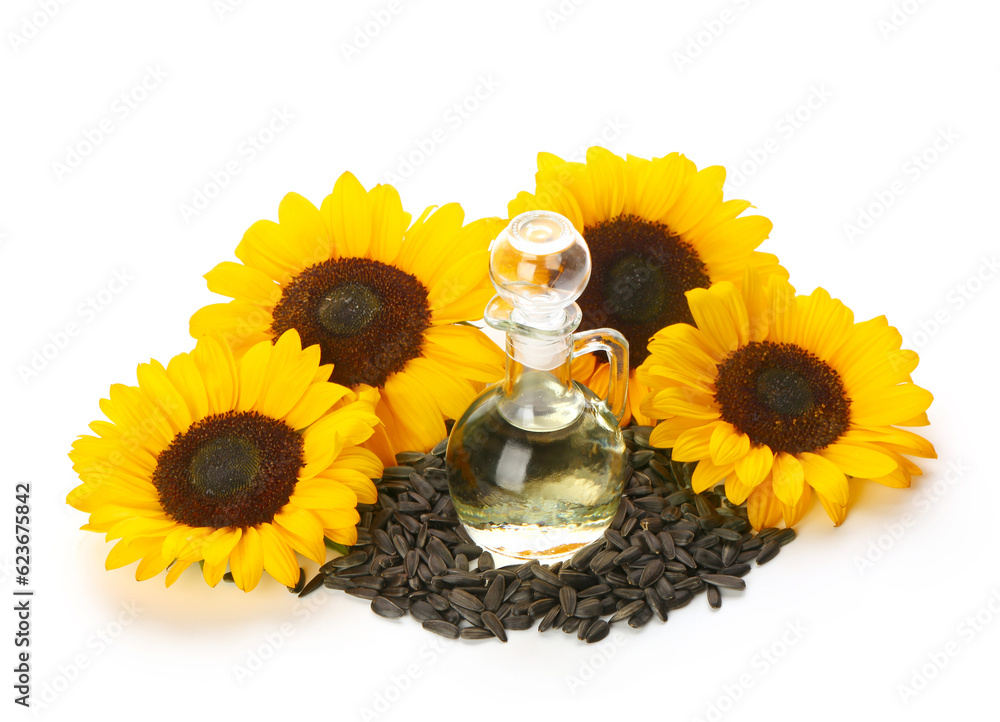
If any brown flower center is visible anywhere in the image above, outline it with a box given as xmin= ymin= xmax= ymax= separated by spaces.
xmin=270 ymin=257 xmax=431 ymax=387
xmin=152 ymin=410 xmax=303 ymax=528
xmin=580 ymin=215 xmax=711 ymax=368
xmin=714 ymin=341 xmax=850 ymax=455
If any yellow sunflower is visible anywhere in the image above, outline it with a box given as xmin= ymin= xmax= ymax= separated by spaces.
xmin=637 ymin=271 xmax=936 ymax=529
xmin=190 ymin=172 xmax=505 ymax=463
xmin=508 ymin=147 xmax=787 ymax=426
xmin=67 ymin=331 xmax=383 ymax=592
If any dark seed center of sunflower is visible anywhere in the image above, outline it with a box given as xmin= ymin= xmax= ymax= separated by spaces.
xmin=580 ymin=215 xmax=710 ymax=368
xmin=270 ymin=257 xmax=431 ymax=387
xmin=714 ymin=341 xmax=850 ymax=455
xmin=755 ymin=367 xmax=814 ymax=417
xmin=316 ymin=281 xmax=384 ymax=335
xmin=152 ymin=410 xmax=303 ymax=529
xmin=604 ymin=256 xmax=668 ymax=323
xmin=187 ymin=435 xmax=261 ymax=499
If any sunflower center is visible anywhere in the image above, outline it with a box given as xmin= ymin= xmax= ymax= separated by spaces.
xmin=188 ymin=435 xmax=261 ymax=499
xmin=316 ymin=281 xmax=384 ymax=335
xmin=714 ymin=341 xmax=850 ymax=455
xmin=580 ymin=215 xmax=710 ymax=367
xmin=152 ymin=410 xmax=303 ymax=529
xmin=755 ymin=367 xmax=814 ymax=416
xmin=270 ymin=257 xmax=431 ymax=387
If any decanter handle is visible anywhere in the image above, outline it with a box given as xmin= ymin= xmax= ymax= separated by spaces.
xmin=572 ymin=328 xmax=629 ymax=423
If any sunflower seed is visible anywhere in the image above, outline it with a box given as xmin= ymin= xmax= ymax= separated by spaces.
xmin=502 ymin=577 xmax=522 ymax=601
xmin=609 ymin=599 xmax=647 ymax=623
xmin=775 ymin=528 xmax=797 ymax=546
xmin=538 ymin=604 xmax=561 ymax=632
xmin=575 ymin=598 xmax=602 ymax=618
xmin=628 ymin=605 xmax=654 ymax=628
xmin=409 ymin=473 xmax=438 ymax=501
xmin=373 ymin=529 xmax=395 ymax=555
xmin=585 ymin=619 xmax=610 ymax=643
xmin=347 ymin=587 xmax=379 ymax=601
xmin=657 ymin=531 xmax=677 ymax=559
xmin=481 ymin=611 xmax=507 ymax=642
xmin=644 ymin=588 xmax=668 ymax=622
xmin=483 ymin=576 xmax=505 ymax=612
xmin=674 ymin=547 xmax=697 ymax=568
xmin=559 ymin=586 xmax=578 ymax=616
xmin=423 ymin=620 xmax=460 ymax=639
xmin=323 ymin=576 xmax=357 ymax=591
xmin=612 ymin=546 xmax=642 ymax=566
xmin=605 ymin=529 xmax=628 ymax=550
xmin=404 ymin=550 xmax=420 ymax=578
xmin=530 ymin=565 xmax=564 ymax=587
xmin=630 ymin=450 xmax=654 ymax=467
xmin=453 ymin=606 xmax=483 ymax=627
xmin=426 ymin=593 xmax=449 ymax=611
xmin=721 ymin=563 xmax=752 ymax=577
xmin=590 ymin=550 xmax=619 ymax=575
xmin=524 ymin=597 xmax=556 ymax=619
xmin=383 ymin=465 xmax=415 ymax=479
xmin=461 ymin=627 xmax=495 ymax=640
xmin=701 ymin=574 xmax=747 ymax=590
xmin=530 ymin=579 xmax=561 ymax=598
xmin=612 ymin=587 xmax=645 ymax=601
xmin=410 ymin=601 xmax=442 ymax=623
xmin=707 ymin=585 xmax=722 ymax=609
xmin=692 ymin=548 xmax=724 ymax=570
xmin=372 ymin=596 xmax=405 ymax=619
xmin=503 ymin=615 xmax=532 ymax=631
xmin=579 ymin=583 xmax=611 ymax=598
xmin=449 ymin=588 xmax=485 ymax=612
xmin=570 ymin=541 xmax=604 ymax=571
xmin=757 ymin=540 xmax=781 ymax=565
xmin=334 ymin=551 xmax=369 ymax=568
xmin=639 ymin=559 xmax=665 ymax=588
xmin=299 ymin=572 xmax=328 ymax=597
xmin=711 ymin=527 xmax=742 ymax=542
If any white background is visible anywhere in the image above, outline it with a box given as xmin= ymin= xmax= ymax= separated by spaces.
xmin=2 ymin=1 xmax=998 ymax=720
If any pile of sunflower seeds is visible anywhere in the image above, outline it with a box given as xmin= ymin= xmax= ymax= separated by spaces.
xmin=300 ymin=425 xmax=795 ymax=643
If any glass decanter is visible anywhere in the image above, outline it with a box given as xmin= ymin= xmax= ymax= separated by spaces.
xmin=446 ymin=210 xmax=629 ymax=562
